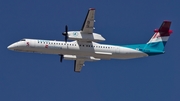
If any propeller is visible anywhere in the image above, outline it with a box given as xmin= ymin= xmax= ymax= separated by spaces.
xmin=60 ymin=54 xmax=64 ymax=63
xmin=62 ymin=25 xmax=68 ymax=42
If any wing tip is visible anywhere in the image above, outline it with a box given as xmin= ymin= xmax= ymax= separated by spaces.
xmin=89 ymin=8 xmax=95 ymax=10
xmin=74 ymin=71 xmax=81 ymax=73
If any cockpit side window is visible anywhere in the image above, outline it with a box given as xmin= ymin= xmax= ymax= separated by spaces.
xmin=20 ymin=39 xmax=26 ymax=41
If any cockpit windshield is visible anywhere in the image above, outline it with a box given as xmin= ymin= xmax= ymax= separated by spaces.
xmin=20 ymin=39 xmax=26 ymax=41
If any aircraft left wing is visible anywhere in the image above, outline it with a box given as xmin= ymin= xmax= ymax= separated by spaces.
xmin=68 ymin=8 xmax=105 ymax=42
xmin=81 ymin=8 xmax=95 ymax=34
xmin=74 ymin=59 xmax=85 ymax=72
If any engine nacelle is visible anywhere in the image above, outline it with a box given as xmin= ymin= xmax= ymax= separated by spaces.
xmin=67 ymin=31 xmax=105 ymax=42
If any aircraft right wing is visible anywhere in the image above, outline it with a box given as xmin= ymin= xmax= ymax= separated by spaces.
xmin=62 ymin=55 xmax=101 ymax=72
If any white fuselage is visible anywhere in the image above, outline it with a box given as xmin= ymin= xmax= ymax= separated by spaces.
xmin=8 ymin=39 xmax=148 ymax=60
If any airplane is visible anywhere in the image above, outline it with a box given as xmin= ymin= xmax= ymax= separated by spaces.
xmin=7 ymin=8 xmax=173 ymax=72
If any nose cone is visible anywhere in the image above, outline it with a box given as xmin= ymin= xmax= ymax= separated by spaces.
xmin=7 ymin=44 xmax=16 ymax=50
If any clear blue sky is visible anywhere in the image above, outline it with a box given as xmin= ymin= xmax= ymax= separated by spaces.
xmin=1 ymin=0 xmax=180 ymax=101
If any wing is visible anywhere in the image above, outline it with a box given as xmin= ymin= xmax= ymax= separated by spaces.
xmin=74 ymin=59 xmax=85 ymax=72
xmin=81 ymin=8 xmax=95 ymax=34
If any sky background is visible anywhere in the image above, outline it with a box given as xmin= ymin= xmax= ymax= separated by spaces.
xmin=1 ymin=0 xmax=180 ymax=101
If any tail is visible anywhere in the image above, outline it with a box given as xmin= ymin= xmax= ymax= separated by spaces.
xmin=144 ymin=21 xmax=172 ymax=51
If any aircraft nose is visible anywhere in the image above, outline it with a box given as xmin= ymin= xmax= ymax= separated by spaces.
xmin=7 ymin=43 xmax=16 ymax=50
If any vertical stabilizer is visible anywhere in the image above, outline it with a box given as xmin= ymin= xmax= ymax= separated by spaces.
xmin=145 ymin=21 xmax=172 ymax=51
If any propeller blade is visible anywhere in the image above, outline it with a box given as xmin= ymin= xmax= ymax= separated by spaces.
xmin=60 ymin=55 xmax=63 ymax=63
xmin=65 ymin=35 xmax=68 ymax=42
xmin=62 ymin=25 xmax=68 ymax=42
xmin=65 ymin=25 xmax=68 ymax=34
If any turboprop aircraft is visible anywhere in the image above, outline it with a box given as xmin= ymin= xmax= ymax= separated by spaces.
xmin=7 ymin=8 xmax=173 ymax=72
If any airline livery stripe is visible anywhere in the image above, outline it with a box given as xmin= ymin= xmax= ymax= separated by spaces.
xmin=148 ymin=36 xmax=169 ymax=43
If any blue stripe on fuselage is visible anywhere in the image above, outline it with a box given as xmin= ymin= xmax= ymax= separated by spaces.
xmin=121 ymin=42 xmax=166 ymax=56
